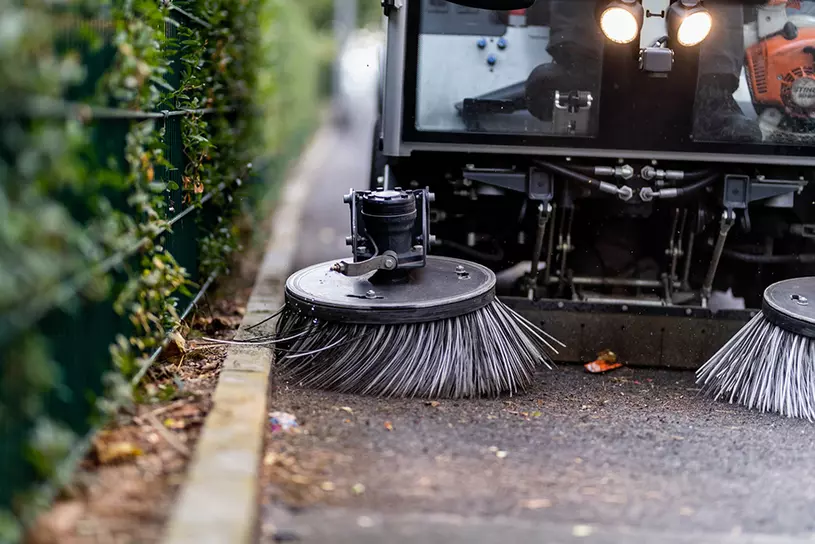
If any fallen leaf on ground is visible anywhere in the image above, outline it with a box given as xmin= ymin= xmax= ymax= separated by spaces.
xmin=163 ymin=331 xmax=187 ymax=358
xmin=263 ymin=453 xmax=278 ymax=466
xmin=383 ymin=421 xmax=393 ymax=431
xmin=585 ymin=349 xmax=624 ymax=374
xmin=94 ymin=440 xmax=143 ymax=465
xmin=163 ymin=418 xmax=185 ymax=430
xmin=340 ymin=406 xmax=354 ymax=414
xmin=425 ymin=401 xmax=440 ymax=407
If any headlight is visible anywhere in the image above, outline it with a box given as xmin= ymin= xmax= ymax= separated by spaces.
xmin=600 ymin=4 xmax=642 ymax=44
xmin=668 ymin=0 xmax=712 ymax=47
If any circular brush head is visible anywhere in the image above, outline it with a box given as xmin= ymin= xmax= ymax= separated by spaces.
xmin=275 ymin=256 xmax=562 ymax=399
xmin=696 ymin=277 xmax=815 ymax=419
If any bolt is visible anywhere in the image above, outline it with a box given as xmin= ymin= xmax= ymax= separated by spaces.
xmin=366 ymin=290 xmax=377 ymax=298
xmin=343 ymin=192 xmax=353 ymax=204
xmin=557 ymin=301 xmax=565 ymax=309
xmin=384 ymin=257 xmax=396 ymax=268
xmin=345 ymin=236 xmax=354 ymax=246
xmin=792 ymin=294 xmax=809 ymax=305
xmin=622 ymin=305 xmax=629 ymax=312
xmin=427 ymin=192 xmax=436 ymax=202
xmin=685 ymin=308 xmax=693 ymax=316
xmin=456 ymin=265 xmax=465 ymax=273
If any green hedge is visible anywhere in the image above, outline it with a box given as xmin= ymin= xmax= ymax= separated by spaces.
xmin=0 ymin=0 xmax=326 ymax=540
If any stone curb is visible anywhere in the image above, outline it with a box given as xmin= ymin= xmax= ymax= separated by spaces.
xmin=162 ymin=122 xmax=335 ymax=544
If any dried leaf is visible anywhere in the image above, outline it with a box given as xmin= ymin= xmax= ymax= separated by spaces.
xmin=585 ymin=360 xmax=624 ymax=373
xmin=425 ymin=401 xmax=440 ymax=407
xmin=383 ymin=421 xmax=393 ymax=431
xmin=340 ymin=406 xmax=354 ymax=414
xmin=163 ymin=418 xmax=185 ymax=430
xmin=194 ymin=181 xmax=204 ymax=194
xmin=263 ymin=453 xmax=277 ymax=466
xmin=584 ymin=350 xmax=623 ymax=373
xmin=95 ymin=441 xmax=143 ymax=465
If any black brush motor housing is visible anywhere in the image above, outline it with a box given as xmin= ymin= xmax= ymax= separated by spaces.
xmin=361 ymin=190 xmax=420 ymax=264
xmin=339 ymin=188 xmax=433 ymax=283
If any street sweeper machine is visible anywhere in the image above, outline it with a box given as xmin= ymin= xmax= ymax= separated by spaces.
xmin=271 ymin=0 xmax=815 ymax=419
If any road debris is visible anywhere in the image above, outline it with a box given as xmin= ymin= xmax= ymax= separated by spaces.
xmin=352 ymin=483 xmax=366 ymax=495
xmin=519 ymin=498 xmax=552 ymax=509
xmin=270 ymin=411 xmax=299 ymax=434
xmin=384 ymin=421 xmax=393 ymax=431
xmin=496 ymin=450 xmax=508 ymax=459
xmin=584 ymin=349 xmax=624 ymax=374
xmin=572 ymin=524 xmax=594 ymax=537
xmin=92 ymin=437 xmax=143 ymax=465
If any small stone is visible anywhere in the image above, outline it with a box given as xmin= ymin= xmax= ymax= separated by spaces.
xmin=572 ymin=524 xmax=594 ymax=537
xmin=496 ymin=451 xmax=508 ymax=459
xmin=520 ymin=498 xmax=552 ymax=509
xmin=357 ymin=516 xmax=375 ymax=528
xmin=320 ymin=481 xmax=335 ymax=491
xmin=352 ymin=483 xmax=366 ymax=495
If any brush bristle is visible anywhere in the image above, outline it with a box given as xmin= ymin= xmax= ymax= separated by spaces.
xmin=273 ymin=298 xmax=561 ymax=399
xmin=696 ymin=312 xmax=815 ymax=420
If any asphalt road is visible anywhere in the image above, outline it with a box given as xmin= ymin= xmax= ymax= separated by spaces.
xmin=262 ymin=40 xmax=815 ymax=544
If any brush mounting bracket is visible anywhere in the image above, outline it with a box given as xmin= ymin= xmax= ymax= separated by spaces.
xmin=334 ymin=188 xmax=434 ymax=277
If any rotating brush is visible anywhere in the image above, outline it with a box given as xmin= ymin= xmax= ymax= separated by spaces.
xmin=696 ymin=277 xmax=815 ymax=420
xmin=273 ymin=187 xmax=562 ymax=399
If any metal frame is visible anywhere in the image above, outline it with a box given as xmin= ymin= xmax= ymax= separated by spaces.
xmin=502 ymin=297 xmax=754 ymax=369
xmin=381 ymin=0 xmax=815 ymax=167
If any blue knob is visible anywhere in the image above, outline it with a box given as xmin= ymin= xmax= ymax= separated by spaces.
xmin=487 ymin=54 xmax=497 ymax=66
xmin=477 ymin=38 xmax=487 ymax=49
xmin=497 ymin=38 xmax=507 ymax=50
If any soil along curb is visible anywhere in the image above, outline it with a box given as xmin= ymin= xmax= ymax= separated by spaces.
xmin=162 ymin=123 xmax=335 ymax=544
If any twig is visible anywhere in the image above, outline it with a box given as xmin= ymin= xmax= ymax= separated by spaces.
xmin=145 ymin=412 xmax=190 ymax=458
xmin=133 ymin=398 xmax=189 ymax=425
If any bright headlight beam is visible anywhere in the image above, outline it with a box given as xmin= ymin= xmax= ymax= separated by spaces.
xmin=676 ymin=10 xmax=712 ymax=46
xmin=600 ymin=6 xmax=640 ymax=44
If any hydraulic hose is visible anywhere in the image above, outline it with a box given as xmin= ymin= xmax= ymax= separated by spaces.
xmin=535 ymin=160 xmax=633 ymax=201
xmin=723 ymin=249 xmax=815 ymax=264
xmin=682 ymin=169 xmax=715 ymax=182
xmin=640 ymin=172 xmax=721 ymax=200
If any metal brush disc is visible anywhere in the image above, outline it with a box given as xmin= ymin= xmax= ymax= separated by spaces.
xmin=284 ymin=256 xmax=496 ymax=325
xmin=761 ymin=277 xmax=815 ymax=338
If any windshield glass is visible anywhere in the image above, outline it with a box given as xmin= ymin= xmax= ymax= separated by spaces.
xmin=414 ymin=0 xmax=815 ymax=147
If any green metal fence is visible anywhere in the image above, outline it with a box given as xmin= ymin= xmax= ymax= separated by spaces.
xmin=0 ymin=0 xmax=324 ymax=536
